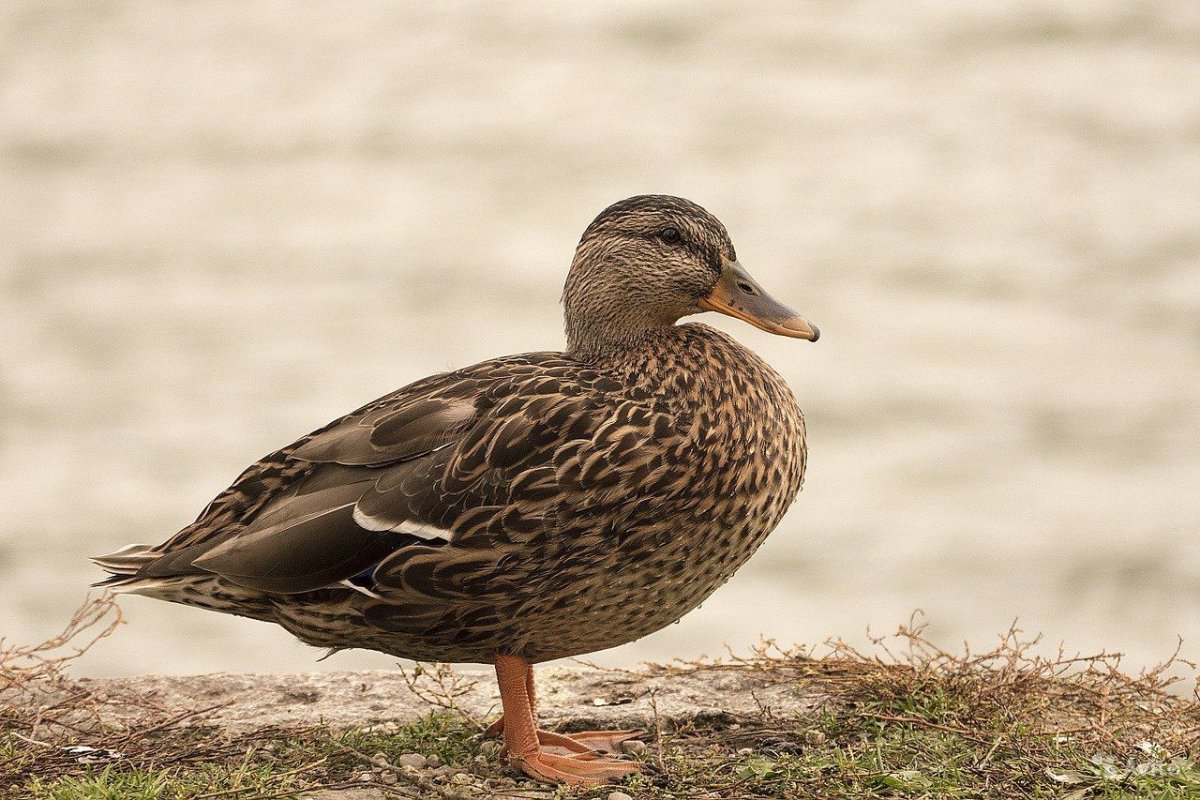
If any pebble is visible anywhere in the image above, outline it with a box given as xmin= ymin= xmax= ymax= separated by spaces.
xmin=608 ymin=792 xmax=634 ymax=800
xmin=370 ymin=752 xmax=390 ymax=767
xmin=426 ymin=753 xmax=442 ymax=767
xmin=479 ymin=740 xmax=503 ymax=758
xmin=451 ymin=773 xmax=473 ymax=785
xmin=356 ymin=771 xmax=374 ymax=782
xmin=620 ymin=740 xmax=647 ymax=755
xmin=805 ymin=729 xmax=828 ymax=746
xmin=737 ymin=747 xmax=754 ymax=756
xmin=397 ymin=752 xmax=427 ymax=769
xmin=379 ymin=771 xmax=398 ymax=785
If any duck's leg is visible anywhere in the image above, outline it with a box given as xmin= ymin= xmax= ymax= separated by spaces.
xmin=483 ymin=660 xmax=644 ymax=757
xmin=494 ymin=653 xmax=641 ymax=785
xmin=527 ymin=666 xmax=645 ymax=755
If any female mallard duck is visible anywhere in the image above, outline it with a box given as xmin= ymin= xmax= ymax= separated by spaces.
xmin=94 ymin=195 xmax=819 ymax=784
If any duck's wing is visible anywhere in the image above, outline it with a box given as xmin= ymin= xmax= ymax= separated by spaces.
xmin=103 ymin=352 xmax=674 ymax=598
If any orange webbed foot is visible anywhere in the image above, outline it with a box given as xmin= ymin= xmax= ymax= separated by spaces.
xmin=492 ymin=653 xmax=644 ymax=785
xmin=484 ymin=717 xmax=644 ymax=758
xmin=555 ymin=728 xmax=645 ymax=754
xmin=509 ymin=748 xmax=642 ymax=785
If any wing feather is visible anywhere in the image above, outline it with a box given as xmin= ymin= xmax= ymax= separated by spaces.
xmin=127 ymin=351 xmax=686 ymax=613
xmin=291 ymin=397 xmax=475 ymax=465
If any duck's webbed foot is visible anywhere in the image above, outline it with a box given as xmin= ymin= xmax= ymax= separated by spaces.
xmin=484 ymin=716 xmax=643 ymax=757
xmin=509 ymin=748 xmax=641 ymax=784
xmin=492 ymin=653 xmax=643 ymax=785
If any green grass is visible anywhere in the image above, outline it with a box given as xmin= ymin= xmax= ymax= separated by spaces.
xmin=318 ymin=711 xmax=478 ymax=768
xmin=9 ymin=707 xmax=1200 ymax=800
xmin=610 ymin=711 xmax=1200 ymax=800
xmin=8 ymin=713 xmax=481 ymax=800
xmin=21 ymin=763 xmax=295 ymax=800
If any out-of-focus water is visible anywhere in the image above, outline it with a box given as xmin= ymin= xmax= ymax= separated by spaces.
xmin=2 ymin=1 xmax=1199 ymax=677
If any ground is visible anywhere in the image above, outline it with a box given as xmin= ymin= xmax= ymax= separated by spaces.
xmin=3 ymin=597 xmax=1199 ymax=799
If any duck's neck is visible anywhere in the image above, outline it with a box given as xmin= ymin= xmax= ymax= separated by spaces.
xmin=563 ymin=296 xmax=682 ymax=363
xmin=564 ymin=323 xmax=665 ymax=363
xmin=570 ymin=323 xmax=747 ymax=385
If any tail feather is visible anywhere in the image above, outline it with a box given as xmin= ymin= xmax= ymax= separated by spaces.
xmin=90 ymin=543 xmax=158 ymax=575
xmin=92 ymin=574 xmax=180 ymax=595
xmin=92 ymin=548 xmax=279 ymax=622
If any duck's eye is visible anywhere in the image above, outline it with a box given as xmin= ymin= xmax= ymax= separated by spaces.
xmin=659 ymin=227 xmax=682 ymax=244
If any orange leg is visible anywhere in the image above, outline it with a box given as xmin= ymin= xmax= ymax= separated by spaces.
xmin=483 ymin=661 xmax=644 ymax=758
xmin=493 ymin=653 xmax=642 ymax=785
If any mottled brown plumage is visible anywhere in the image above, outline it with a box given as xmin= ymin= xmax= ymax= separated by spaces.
xmin=94 ymin=195 xmax=818 ymax=784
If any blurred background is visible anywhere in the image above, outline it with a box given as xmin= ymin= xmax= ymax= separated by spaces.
xmin=2 ymin=1 xmax=1198 ymax=677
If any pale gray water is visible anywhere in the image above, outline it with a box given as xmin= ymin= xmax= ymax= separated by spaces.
xmin=2 ymin=1 xmax=1199 ymax=677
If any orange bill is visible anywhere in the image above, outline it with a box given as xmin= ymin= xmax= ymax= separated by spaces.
xmin=698 ymin=259 xmax=819 ymax=341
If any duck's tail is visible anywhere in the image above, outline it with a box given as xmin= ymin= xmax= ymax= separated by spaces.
xmin=91 ymin=543 xmax=160 ymax=591
xmin=92 ymin=543 xmax=281 ymax=623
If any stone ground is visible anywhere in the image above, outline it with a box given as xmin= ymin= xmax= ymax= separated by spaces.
xmin=72 ymin=662 xmax=818 ymax=734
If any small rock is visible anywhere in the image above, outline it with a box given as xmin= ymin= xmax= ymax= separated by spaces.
xmin=370 ymin=752 xmax=391 ymax=767
xmin=759 ymin=736 xmax=802 ymax=755
xmin=737 ymin=747 xmax=754 ymax=756
xmin=397 ymin=752 xmax=427 ymax=769
xmin=62 ymin=745 xmax=123 ymax=765
xmin=451 ymin=773 xmax=472 ymax=785
xmin=379 ymin=771 xmax=398 ymax=785
xmin=479 ymin=740 xmax=503 ymax=758
xmin=592 ymin=697 xmax=609 ymax=706
xmin=426 ymin=753 xmax=442 ymax=767
xmin=432 ymin=765 xmax=456 ymax=778
xmin=357 ymin=771 xmax=374 ymax=782
xmin=805 ymin=729 xmax=828 ymax=746
xmin=608 ymin=792 xmax=634 ymax=800
xmin=620 ymin=740 xmax=647 ymax=755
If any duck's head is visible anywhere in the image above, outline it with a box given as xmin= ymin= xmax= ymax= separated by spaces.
xmin=563 ymin=194 xmax=818 ymax=359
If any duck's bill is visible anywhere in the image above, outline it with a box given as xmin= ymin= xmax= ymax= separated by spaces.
xmin=698 ymin=260 xmax=820 ymax=342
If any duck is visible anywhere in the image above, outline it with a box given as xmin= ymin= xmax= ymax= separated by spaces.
xmin=93 ymin=194 xmax=819 ymax=785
